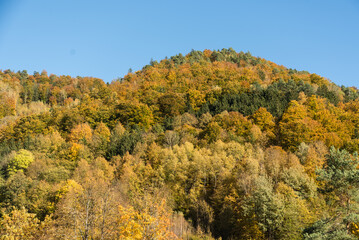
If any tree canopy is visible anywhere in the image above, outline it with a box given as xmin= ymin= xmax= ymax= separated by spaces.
xmin=0 ymin=49 xmax=359 ymax=239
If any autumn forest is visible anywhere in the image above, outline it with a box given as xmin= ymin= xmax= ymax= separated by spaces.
xmin=1 ymin=48 xmax=359 ymax=239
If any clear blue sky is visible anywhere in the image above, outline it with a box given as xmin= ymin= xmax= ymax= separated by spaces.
xmin=0 ymin=0 xmax=358 ymax=86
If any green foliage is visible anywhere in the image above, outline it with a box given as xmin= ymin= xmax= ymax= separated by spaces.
xmin=201 ymin=79 xmax=315 ymax=118
xmin=0 ymin=171 xmax=32 ymax=210
xmin=303 ymin=219 xmax=356 ymax=240
xmin=107 ymin=127 xmax=143 ymax=158
xmin=244 ymin=176 xmax=285 ymax=239
xmin=316 ymin=84 xmax=339 ymax=105
xmin=317 ymin=147 xmax=359 ymax=194
xmin=7 ymin=149 xmax=34 ymax=175
xmin=304 ymin=147 xmax=359 ymax=239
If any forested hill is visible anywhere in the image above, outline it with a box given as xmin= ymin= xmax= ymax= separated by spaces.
xmin=1 ymin=48 xmax=359 ymax=239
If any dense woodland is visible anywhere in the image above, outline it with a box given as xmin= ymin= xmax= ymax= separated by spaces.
xmin=1 ymin=48 xmax=359 ymax=239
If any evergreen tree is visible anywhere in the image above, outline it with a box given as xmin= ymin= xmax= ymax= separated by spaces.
xmin=304 ymin=147 xmax=359 ymax=239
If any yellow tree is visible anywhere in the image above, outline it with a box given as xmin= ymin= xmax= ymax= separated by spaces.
xmin=68 ymin=123 xmax=93 ymax=144
xmin=279 ymin=100 xmax=324 ymax=150
xmin=117 ymin=199 xmax=178 ymax=240
xmin=54 ymin=159 xmax=120 ymax=240
xmin=250 ymin=107 xmax=275 ymax=134
xmin=0 ymin=207 xmax=53 ymax=240
xmin=92 ymin=122 xmax=111 ymax=157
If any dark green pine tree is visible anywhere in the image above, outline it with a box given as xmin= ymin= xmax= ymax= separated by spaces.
xmin=303 ymin=147 xmax=359 ymax=240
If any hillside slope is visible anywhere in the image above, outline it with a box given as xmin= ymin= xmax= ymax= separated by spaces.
xmin=1 ymin=49 xmax=359 ymax=239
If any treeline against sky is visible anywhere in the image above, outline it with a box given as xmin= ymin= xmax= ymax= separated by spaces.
xmin=1 ymin=49 xmax=359 ymax=239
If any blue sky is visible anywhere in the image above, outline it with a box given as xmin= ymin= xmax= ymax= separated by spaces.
xmin=0 ymin=0 xmax=358 ymax=86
